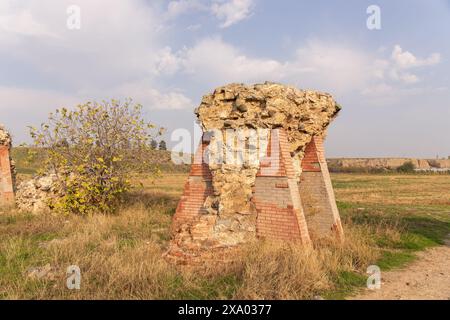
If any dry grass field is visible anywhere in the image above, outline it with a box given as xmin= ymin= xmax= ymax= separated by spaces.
xmin=1 ymin=171 xmax=449 ymax=299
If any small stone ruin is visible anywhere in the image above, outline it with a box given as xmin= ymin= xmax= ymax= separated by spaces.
xmin=167 ymin=82 xmax=344 ymax=264
xmin=0 ymin=124 xmax=15 ymax=206
xmin=15 ymin=173 xmax=59 ymax=214
xmin=0 ymin=124 xmax=59 ymax=213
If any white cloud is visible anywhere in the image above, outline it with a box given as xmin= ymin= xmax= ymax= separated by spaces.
xmin=0 ymin=86 xmax=81 ymax=142
xmin=165 ymin=0 xmax=206 ymax=20
xmin=171 ymin=38 xmax=443 ymax=101
xmin=0 ymin=0 xmax=164 ymax=80
xmin=164 ymin=0 xmax=254 ymax=28
xmin=0 ymin=84 xmax=192 ymax=144
xmin=114 ymin=80 xmax=193 ymax=110
xmin=211 ymin=0 xmax=254 ymax=28
xmin=150 ymin=90 xmax=193 ymax=110
xmin=286 ymin=40 xmax=372 ymax=94
xmin=391 ymin=45 xmax=441 ymax=69
xmin=0 ymin=0 xmax=444 ymax=117
xmin=175 ymin=38 xmax=375 ymax=95
xmin=0 ymin=86 xmax=78 ymax=113
xmin=0 ymin=0 xmax=193 ymax=112
xmin=155 ymin=47 xmax=183 ymax=76
xmin=389 ymin=69 xmax=419 ymax=84
xmin=164 ymin=0 xmax=255 ymax=28
xmin=0 ymin=9 xmax=58 ymax=39
xmin=179 ymin=37 xmax=284 ymax=85
xmin=371 ymin=45 xmax=441 ymax=85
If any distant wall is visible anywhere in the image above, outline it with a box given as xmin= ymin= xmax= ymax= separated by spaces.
xmin=327 ymin=158 xmax=450 ymax=171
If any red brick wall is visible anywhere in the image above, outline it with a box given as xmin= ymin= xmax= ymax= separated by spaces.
xmin=301 ymin=137 xmax=321 ymax=172
xmin=0 ymin=146 xmax=14 ymax=205
xmin=299 ymin=136 xmax=343 ymax=239
xmin=171 ymin=139 xmax=213 ymax=230
xmin=253 ymin=178 xmax=309 ymax=242
xmin=253 ymin=129 xmax=310 ymax=244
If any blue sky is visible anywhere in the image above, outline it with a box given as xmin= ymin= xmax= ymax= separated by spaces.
xmin=0 ymin=0 xmax=449 ymax=157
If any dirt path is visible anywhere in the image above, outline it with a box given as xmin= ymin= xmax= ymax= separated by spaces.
xmin=351 ymin=237 xmax=450 ymax=300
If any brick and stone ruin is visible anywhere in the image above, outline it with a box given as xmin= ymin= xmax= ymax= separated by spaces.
xmin=0 ymin=125 xmax=15 ymax=206
xmin=167 ymin=82 xmax=344 ymax=264
xmin=0 ymin=124 xmax=57 ymax=213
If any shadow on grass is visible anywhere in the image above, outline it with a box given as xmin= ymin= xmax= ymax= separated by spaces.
xmin=339 ymin=201 xmax=450 ymax=275
xmin=338 ymin=201 xmax=450 ymax=249
xmin=326 ymin=202 xmax=450 ymax=299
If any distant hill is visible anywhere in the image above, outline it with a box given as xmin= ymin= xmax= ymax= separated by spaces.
xmin=327 ymin=158 xmax=450 ymax=172
xmin=11 ymin=147 xmax=190 ymax=176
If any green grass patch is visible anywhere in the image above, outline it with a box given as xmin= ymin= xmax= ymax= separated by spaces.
xmin=0 ymin=237 xmax=48 ymax=280
xmin=377 ymin=250 xmax=416 ymax=271
xmin=338 ymin=202 xmax=450 ymax=250
xmin=324 ymin=271 xmax=367 ymax=300
xmin=333 ymin=199 xmax=450 ymax=298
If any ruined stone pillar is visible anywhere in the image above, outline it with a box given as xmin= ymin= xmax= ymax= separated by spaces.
xmin=0 ymin=126 xmax=15 ymax=206
xmin=299 ymin=136 xmax=343 ymax=239
xmin=167 ymin=82 xmax=343 ymax=264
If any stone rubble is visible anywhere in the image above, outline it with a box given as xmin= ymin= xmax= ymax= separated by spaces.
xmin=196 ymin=82 xmax=340 ymax=170
xmin=0 ymin=124 xmax=12 ymax=147
xmin=15 ymin=173 xmax=60 ymax=214
xmin=26 ymin=263 xmax=56 ymax=280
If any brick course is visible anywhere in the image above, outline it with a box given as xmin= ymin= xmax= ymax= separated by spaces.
xmin=0 ymin=146 xmax=14 ymax=205
xmin=300 ymin=136 xmax=343 ymax=239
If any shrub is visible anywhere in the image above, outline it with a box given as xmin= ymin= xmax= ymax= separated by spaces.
xmin=397 ymin=161 xmax=415 ymax=173
xmin=150 ymin=139 xmax=158 ymax=150
xmin=29 ymin=99 xmax=161 ymax=215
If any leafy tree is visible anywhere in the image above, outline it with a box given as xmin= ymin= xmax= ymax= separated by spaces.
xmin=29 ymin=99 xmax=160 ymax=215
xmin=150 ymin=139 xmax=158 ymax=149
xmin=397 ymin=161 xmax=415 ymax=173
xmin=158 ymin=140 xmax=167 ymax=151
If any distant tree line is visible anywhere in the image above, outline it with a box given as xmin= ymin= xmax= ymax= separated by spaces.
xmin=150 ymin=139 xmax=167 ymax=150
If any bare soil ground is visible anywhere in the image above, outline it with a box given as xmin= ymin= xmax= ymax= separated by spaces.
xmin=351 ymin=236 xmax=450 ymax=300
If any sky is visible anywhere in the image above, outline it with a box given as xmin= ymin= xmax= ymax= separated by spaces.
xmin=0 ymin=0 xmax=449 ymax=158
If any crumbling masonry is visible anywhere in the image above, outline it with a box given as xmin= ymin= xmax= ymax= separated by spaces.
xmin=167 ymin=83 xmax=344 ymax=264
xmin=0 ymin=125 xmax=15 ymax=206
